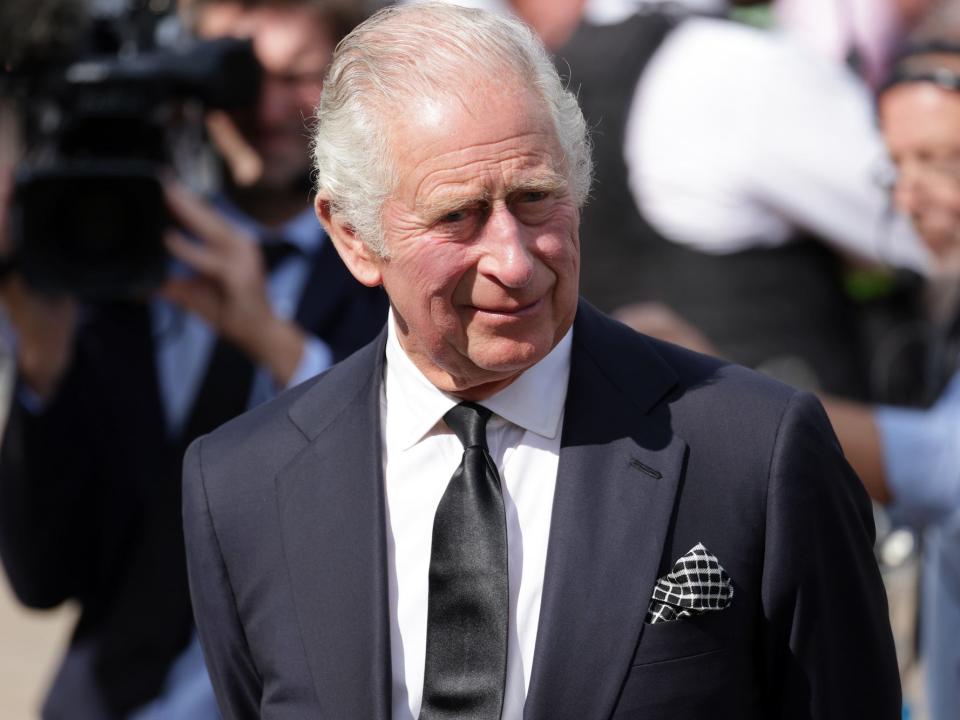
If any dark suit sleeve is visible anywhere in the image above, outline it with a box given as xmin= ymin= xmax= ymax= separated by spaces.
xmin=760 ymin=391 xmax=901 ymax=718
xmin=183 ymin=436 xmax=262 ymax=720
xmin=0 ymin=373 xmax=100 ymax=608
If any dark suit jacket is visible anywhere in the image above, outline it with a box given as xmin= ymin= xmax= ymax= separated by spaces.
xmin=0 ymin=235 xmax=387 ymax=719
xmin=183 ymin=301 xmax=901 ymax=719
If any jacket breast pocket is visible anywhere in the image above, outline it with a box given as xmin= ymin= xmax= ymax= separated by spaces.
xmin=612 ymin=612 xmax=744 ymax=719
xmin=631 ymin=610 xmax=727 ymax=666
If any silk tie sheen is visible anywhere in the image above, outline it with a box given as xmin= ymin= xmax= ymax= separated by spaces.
xmin=419 ymin=402 xmax=509 ymax=720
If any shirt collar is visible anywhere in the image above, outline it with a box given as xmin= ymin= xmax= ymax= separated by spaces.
xmin=384 ymin=309 xmax=573 ymax=450
xmin=211 ymin=195 xmax=325 ymax=256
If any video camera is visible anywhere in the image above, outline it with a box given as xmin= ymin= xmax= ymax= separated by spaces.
xmin=3 ymin=1 xmax=261 ymax=299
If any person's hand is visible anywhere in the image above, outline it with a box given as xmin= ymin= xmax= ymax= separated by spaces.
xmin=206 ymin=110 xmax=263 ymax=187
xmin=611 ymin=301 xmax=719 ymax=356
xmin=0 ymin=167 xmax=79 ymax=402
xmin=160 ymin=182 xmax=306 ymax=386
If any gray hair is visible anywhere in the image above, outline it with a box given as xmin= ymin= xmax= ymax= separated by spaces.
xmin=311 ymin=1 xmax=592 ymax=254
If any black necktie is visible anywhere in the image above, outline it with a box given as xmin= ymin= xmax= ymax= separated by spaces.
xmin=420 ymin=402 xmax=509 ymax=720
xmin=180 ymin=237 xmax=301 ymax=442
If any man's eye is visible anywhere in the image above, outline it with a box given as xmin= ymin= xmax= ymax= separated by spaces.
xmin=519 ymin=191 xmax=548 ymax=203
xmin=441 ymin=210 xmax=469 ymax=223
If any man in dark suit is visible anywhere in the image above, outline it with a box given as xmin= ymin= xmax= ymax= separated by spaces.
xmin=0 ymin=1 xmax=385 ymax=717
xmin=183 ymin=3 xmax=902 ymax=718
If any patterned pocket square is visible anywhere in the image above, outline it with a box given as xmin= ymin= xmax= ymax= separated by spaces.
xmin=645 ymin=542 xmax=734 ymax=624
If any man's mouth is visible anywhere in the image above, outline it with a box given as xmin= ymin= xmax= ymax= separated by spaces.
xmin=467 ymin=297 xmax=543 ymax=318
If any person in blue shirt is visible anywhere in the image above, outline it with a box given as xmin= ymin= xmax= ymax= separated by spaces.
xmin=0 ymin=1 xmax=386 ymax=718
xmin=825 ymin=34 xmax=960 ymax=720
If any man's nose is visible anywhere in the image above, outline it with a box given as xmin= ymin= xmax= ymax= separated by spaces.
xmin=477 ymin=205 xmax=535 ymax=289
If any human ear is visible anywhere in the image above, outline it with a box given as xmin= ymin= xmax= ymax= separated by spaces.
xmin=315 ymin=194 xmax=383 ymax=288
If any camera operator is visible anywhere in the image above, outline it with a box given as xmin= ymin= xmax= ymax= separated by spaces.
xmin=0 ymin=1 xmax=386 ymax=718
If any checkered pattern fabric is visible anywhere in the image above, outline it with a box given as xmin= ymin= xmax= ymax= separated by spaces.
xmin=645 ymin=542 xmax=734 ymax=624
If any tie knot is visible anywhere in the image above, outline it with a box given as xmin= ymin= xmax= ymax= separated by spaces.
xmin=443 ymin=402 xmax=492 ymax=450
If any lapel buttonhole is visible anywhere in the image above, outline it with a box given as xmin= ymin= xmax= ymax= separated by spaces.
xmin=629 ymin=458 xmax=662 ymax=479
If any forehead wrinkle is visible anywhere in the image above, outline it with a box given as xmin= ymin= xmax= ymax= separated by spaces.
xmin=414 ymin=130 xmax=557 ymax=171
xmin=414 ymin=167 xmax=564 ymax=218
xmin=410 ymin=139 xmax=562 ymax=203
xmin=413 ymin=168 xmax=568 ymax=223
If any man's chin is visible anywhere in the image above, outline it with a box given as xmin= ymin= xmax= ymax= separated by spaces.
xmin=471 ymin=339 xmax=553 ymax=377
xmin=432 ymin=342 xmax=548 ymax=400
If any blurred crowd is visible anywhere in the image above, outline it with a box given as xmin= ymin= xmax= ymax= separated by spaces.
xmin=1 ymin=0 xmax=959 ymax=718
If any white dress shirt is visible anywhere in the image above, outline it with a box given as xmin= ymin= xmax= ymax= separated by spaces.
xmin=381 ymin=314 xmax=572 ymax=720
xmin=628 ymin=15 xmax=930 ymax=272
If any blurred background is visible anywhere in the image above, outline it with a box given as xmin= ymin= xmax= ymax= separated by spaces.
xmin=2 ymin=0 xmax=960 ymax=718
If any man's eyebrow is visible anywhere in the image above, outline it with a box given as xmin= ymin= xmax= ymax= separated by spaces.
xmin=416 ymin=173 xmax=568 ymax=219
xmin=417 ymin=191 xmax=491 ymax=220
xmin=506 ymin=173 xmax=566 ymax=195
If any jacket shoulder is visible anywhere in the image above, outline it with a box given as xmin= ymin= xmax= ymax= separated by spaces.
xmin=575 ymin=302 xmax=799 ymax=417
xmin=186 ymin=332 xmax=383 ymax=503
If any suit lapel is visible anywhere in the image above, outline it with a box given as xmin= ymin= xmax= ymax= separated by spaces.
xmin=275 ymin=332 xmax=392 ymax=720
xmin=271 ymin=305 xmax=686 ymax=719
xmin=525 ymin=304 xmax=687 ymax=720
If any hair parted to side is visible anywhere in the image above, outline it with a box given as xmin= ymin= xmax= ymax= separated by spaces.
xmin=311 ymin=1 xmax=593 ymax=255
